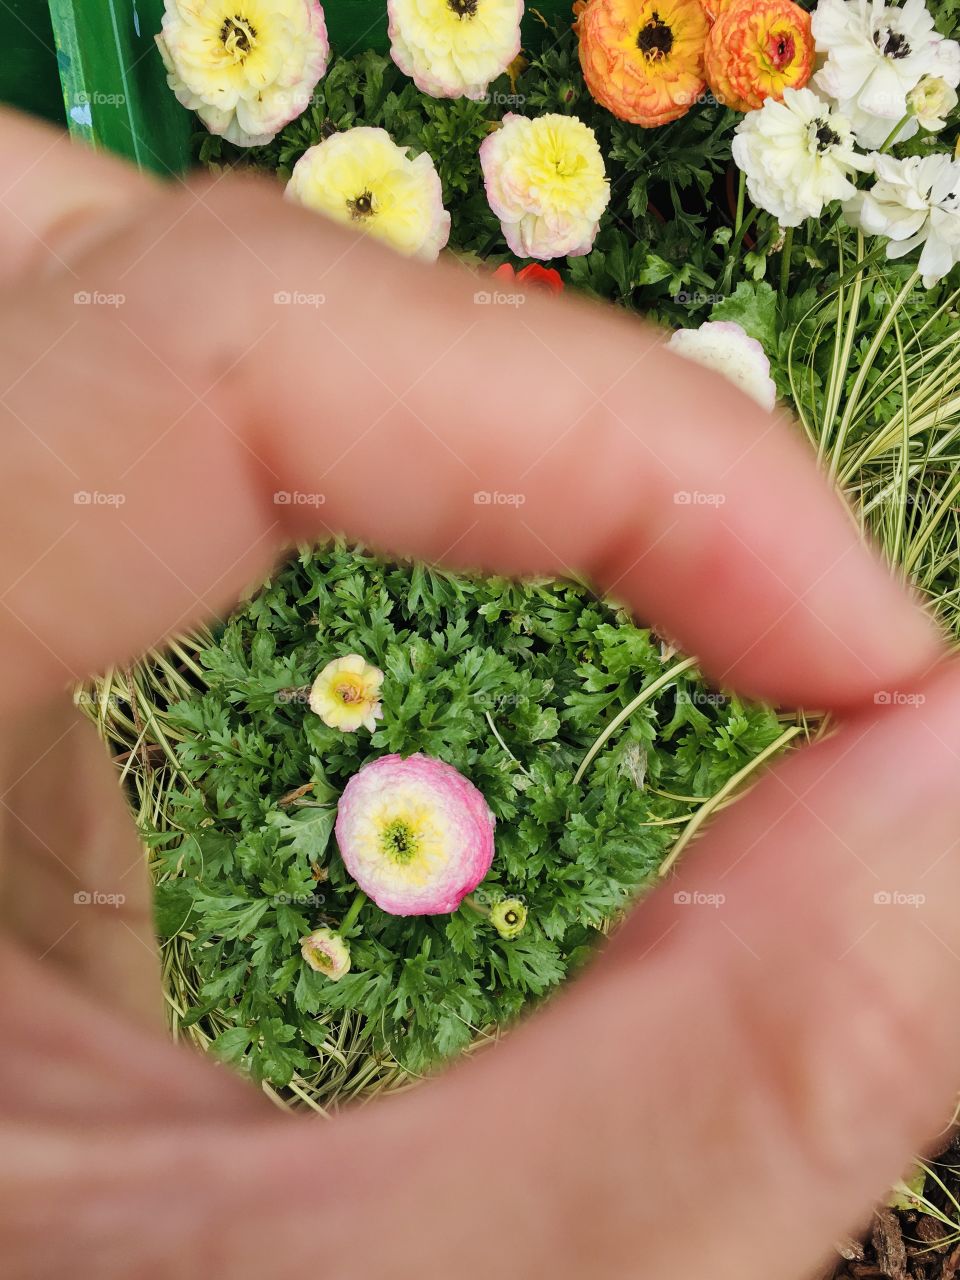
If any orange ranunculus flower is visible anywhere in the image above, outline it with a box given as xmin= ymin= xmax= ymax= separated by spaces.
xmin=699 ymin=0 xmax=735 ymax=18
xmin=704 ymin=0 xmax=814 ymax=112
xmin=577 ymin=0 xmax=710 ymax=128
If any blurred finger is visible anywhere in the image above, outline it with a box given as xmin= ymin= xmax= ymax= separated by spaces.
xmin=0 ymin=698 xmax=161 ymax=1029
xmin=0 ymin=108 xmax=157 ymax=283
xmin=0 ymin=169 xmax=941 ymax=716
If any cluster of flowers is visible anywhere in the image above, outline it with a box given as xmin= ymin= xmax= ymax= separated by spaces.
xmin=284 ymin=110 xmax=611 ymax=263
xmin=731 ymin=0 xmax=960 ymax=286
xmin=297 ymin=655 xmax=526 ymax=983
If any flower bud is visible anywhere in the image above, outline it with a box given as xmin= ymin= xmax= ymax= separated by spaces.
xmin=300 ymin=928 xmax=351 ymax=981
xmin=909 ymin=76 xmax=959 ymax=132
xmin=490 ymin=897 xmax=528 ymax=939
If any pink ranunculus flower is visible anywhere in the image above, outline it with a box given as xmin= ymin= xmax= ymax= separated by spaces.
xmin=335 ymin=754 xmax=495 ymax=916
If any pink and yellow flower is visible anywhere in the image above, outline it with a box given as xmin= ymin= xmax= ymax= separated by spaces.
xmin=577 ymin=0 xmax=710 ymax=128
xmin=309 ymin=654 xmax=384 ymax=733
xmin=300 ymin=928 xmax=351 ymax=980
xmin=156 ymin=0 xmax=329 ymax=147
xmin=335 ymin=754 xmax=495 ymax=916
xmin=387 ymin=0 xmax=523 ymax=99
xmin=480 ymin=112 xmax=610 ymax=260
xmin=286 ymin=127 xmax=451 ymax=261
xmin=704 ymin=0 xmax=814 ymax=113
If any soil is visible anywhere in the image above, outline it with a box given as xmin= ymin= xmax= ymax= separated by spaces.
xmin=814 ymin=1130 xmax=960 ymax=1280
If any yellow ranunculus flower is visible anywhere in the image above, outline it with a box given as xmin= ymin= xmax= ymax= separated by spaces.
xmin=387 ymin=0 xmax=523 ymax=99
xmin=308 ymin=654 xmax=384 ymax=734
xmin=156 ymin=0 xmax=329 ymax=146
xmin=286 ymin=127 xmax=451 ymax=261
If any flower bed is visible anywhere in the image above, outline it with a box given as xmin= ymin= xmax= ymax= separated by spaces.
xmin=82 ymin=0 xmax=960 ymax=1112
xmin=98 ymin=549 xmax=786 ymax=1097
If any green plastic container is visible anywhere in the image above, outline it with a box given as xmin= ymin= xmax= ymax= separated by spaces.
xmin=1 ymin=1 xmax=571 ymax=177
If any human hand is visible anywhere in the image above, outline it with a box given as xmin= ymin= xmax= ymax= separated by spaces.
xmin=1 ymin=107 xmax=958 ymax=1280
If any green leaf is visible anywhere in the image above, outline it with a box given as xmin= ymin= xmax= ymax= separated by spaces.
xmin=710 ymin=281 xmax=778 ymax=351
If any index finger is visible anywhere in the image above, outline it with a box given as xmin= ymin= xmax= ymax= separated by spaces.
xmin=0 ymin=129 xmax=940 ymax=712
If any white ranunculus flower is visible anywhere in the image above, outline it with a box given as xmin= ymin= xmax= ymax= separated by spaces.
xmin=732 ymin=87 xmax=872 ymax=227
xmin=908 ymin=75 xmax=959 ymax=130
xmin=844 ymin=152 xmax=960 ymax=287
xmin=668 ymin=322 xmax=778 ymax=411
xmin=812 ymin=0 xmax=960 ymax=149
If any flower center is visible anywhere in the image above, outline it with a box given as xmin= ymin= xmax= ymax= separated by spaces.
xmin=219 ymin=14 xmax=257 ymax=61
xmin=875 ymin=26 xmax=911 ymax=59
xmin=335 ymin=678 xmax=364 ymax=703
xmin=348 ymin=191 xmax=375 ymax=220
xmin=637 ymin=12 xmax=674 ymax=61
xmin=767 ymin=29 xmax=796 ymax=71
xmin=812 ymin=118 xmax=841 ymax=153
xmin=504 ymin=910 xmax=519 ymax=925
xmin=447 ymin=0 xmax=478 ymax=16
xmin=380 ymin=818 xmax=419 ymax=864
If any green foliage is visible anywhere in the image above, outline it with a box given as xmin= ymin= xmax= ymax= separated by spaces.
xmin=156 ymin=545 xmax=782 ymax=1085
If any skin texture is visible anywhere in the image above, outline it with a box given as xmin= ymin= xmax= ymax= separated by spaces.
xmin=1 ymin=106 xmax=960 ymax=1279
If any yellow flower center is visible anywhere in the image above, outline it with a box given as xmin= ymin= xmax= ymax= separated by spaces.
xmin=335 ymin=677 xmax=366 ymax=704
xmin=447 ymin=0 xmax=479 ymax=16
xmin=219 ymin=14 xmax=257 ymax=63
xmin=380 ymin=817 xmax=420 ymax=864
xmin=637 ymin=11 xmax=674 ymax=61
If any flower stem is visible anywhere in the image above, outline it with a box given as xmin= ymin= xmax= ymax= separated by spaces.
xmin=463 ymin=893 xmax=491 ymax=918
xmin=778 ymin=226 xmax=794 ymax=306
xmin=340 ymin=890 xmax=367 ymax=934
xmin=880 ymin=113 xmax=912 ymax=153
